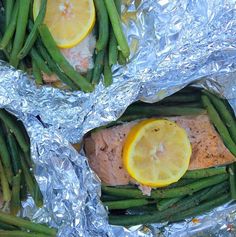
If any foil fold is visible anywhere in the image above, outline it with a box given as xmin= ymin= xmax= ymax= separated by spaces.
xmin=0 ymin=0 xmax=236 ymax=236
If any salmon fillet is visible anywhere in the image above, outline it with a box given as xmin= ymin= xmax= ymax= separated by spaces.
xmin=84 ymin=115 xmax=235 ymax=186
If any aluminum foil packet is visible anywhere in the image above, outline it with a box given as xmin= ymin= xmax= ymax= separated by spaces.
xmin=0 ymin=0 xmax=236 ymax=236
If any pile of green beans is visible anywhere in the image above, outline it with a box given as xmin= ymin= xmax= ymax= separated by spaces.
xmin=0 ymin=0 xmax=129 ymax=92
xmin=0 ymin=109 xmax=43 ymax=215
xmin=201 ymin=90 xmax=236 ymax=199
xmin=0 ymin=211 xmax=57 ymax=236
xmin=102 ymin=168 xmax=231 ymax=226
xmin=201 ymin=91 xmax=236 ymax=156
xmin=99 ymin=88 xmax=236 ymax=226
xmin=92 ymin=0 xmax=130 ymax=86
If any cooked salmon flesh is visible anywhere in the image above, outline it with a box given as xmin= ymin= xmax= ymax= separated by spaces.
xmin=84 ymin=115 xmax=235 ymax=186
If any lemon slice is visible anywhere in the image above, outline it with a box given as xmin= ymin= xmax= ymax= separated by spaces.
xmin=33 ymin=0 xmax=95 ymax=48
xmin=123 ymin=119 xmax=192 ymax=187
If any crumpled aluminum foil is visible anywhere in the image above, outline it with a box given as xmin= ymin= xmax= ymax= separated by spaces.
xmin=0 ymin=0 xmax=236 ymax=236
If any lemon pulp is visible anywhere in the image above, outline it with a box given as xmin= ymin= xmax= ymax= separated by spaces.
xmin=123 ymin=119 xmax=192 ymax=187
xmin=33 ymin=0 xmax=95 ymax=48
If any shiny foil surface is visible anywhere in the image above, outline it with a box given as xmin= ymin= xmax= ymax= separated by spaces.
xmin=0 ymin=0 xmax=236 ymax=236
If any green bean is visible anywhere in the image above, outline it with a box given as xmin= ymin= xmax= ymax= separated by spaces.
xmin=0 ymin=212 xmax=57 ymax=236
xmin=108 ymin=28 xmax=118 ymax=66
xmin=35 ymin=39 xmax=78 ymax=90
xmin=183 ymin=167 xmax=227 ymax=179
xmin=109 ymin=182 xmax=228 ymax=226
xmin=102 ymin=185 xmax=144 ymax=199
xmin=86 ymin=69 xmax=94 ymax=83
xmin=0 ymin=125 xmax=13 ymax=184
xmin=181 ymin=102 xmax=203 ymax=108
xmin=0 ymin=51 xmax=6 ymax=61
xmin=161 ymin=181 xmax=228 ymax=214
xmin=106 ymin=104 xmax=204 ymax=127
xmin=203 ymin=91 xmax=236 ymax=143
xmin=205 ymin=181 xmax=229 ymax=200
xmin=0 ymin=1 xmax=19 ymax=50
xmin=94 ymin=0 xmax=109 ymax=51
xmin=6 ymin=42 xmax=12 ymax=55
xmin=20 ymin=156 xmax=34 ymax=199
xmin=109 ymin=186 xmax=212 ymax=225
xmin=174 ymin=181 xmax=229 ymax=207
xmin=1 ymin=49 xmax=10 ymax=60
xmin=107 ymin=115 xmax=145 ymax=127
xmin=0 ymin=35 xmax=7 ymax=58
xmin=0 ymin=110 xmax=29 ymax=153
xmin=160 ymin=94 xmax=201 ymax=104
xmin=0 ymin=11 xmax=5 ymax=35
xmin=102 ymin=174 xmax=229 ymax=199
xmin=29 ymin=0 xmax=34 ymax=20
xmin=0 ymin=31 xmax=10 ymax=61
xmin=178 ymin=87 xmax=201 ymax=94
xmin=6 ymin=129 xmax=21 ymax=175
xmin=101 ymin=195 xmax=129 ymax=202
xmin=201 ymin=95 xmax=236 ymax=156
xmin=92 ymin=49 xmax=105 ymax=85
xmin=134 ymin=99 xmax=202 ymax=108
xmin=228 ymin=163 xmax=236 ymax=200
xmin=151 ymin=174 xmax=229 ymax=199
xmin=104 ymin=199 xmax=150 ymax=210
xmin=38 ymin=24 xmax=93 ymax=92
xmin=20 ymin=151 xmax=43 ymax=208
xmin=33 ymin=182 xmax=43 ymax=208
xmin=126 ymin=204 xmax=157 ymax=215
xmin=125 ymin=105 xmax=206 ymax=117
xmin=118 ymin=51 xmax=127 ymax=65
xmin=18 ymin=0 xmax=47 ymax=60
xmin=20 ymin=172 xmax=27 ymax=201
xmin=30 ymin=48 xmax=52 ymax=76
xmin=110 ymin=184 xmax=137 ymax=189
xmin=22 ymin=150 xmax=33 ymax=169
xmin=0 ymin=231 xmax=51 ymax=237
xmin=103 ymin=179 xmax=196 ymax=194
xmin=114 ymin=0 xmax=121 ymax=15
xmin=9 ymin=0 xmax=31 ymax=67
xmin=17 ymin=119 xmax=30 ymax=145
xmin=156 ymin=197 xmax=182 ymax=211
xmin=164 ymin=179 xmax=195 ymax=188
xmin=10 ymin=172 xmax=21 ymax=215
xmin=104 ymin=0 xmax=130 ymax=58
xmin=169 ymin=193 xmax=230 ymax=223
xmin=103 ymin=54 xmax=113 ymax=87
xmin=18 ymin=61 xmax=27 ymax=72
xmin=0 ymin=221 xmax=18 ymax=230
xmin=32 ymin=58 xmax=43 ymax=85
xmin=5 ymin=0 xmax=14 ymax=27
xmin=0 ymin=159 xmax=11 ymax=202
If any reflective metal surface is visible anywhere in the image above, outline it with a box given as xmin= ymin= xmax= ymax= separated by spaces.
xmin=0 ymin=0 xmax=236 ymax=236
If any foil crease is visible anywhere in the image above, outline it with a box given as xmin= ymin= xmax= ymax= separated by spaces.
xmin=0 ymin=0 xmax=236 ymax=236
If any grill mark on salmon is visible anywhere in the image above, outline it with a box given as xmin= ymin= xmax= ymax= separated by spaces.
xmin=84 ymin=115 xmax=235 ymax=186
